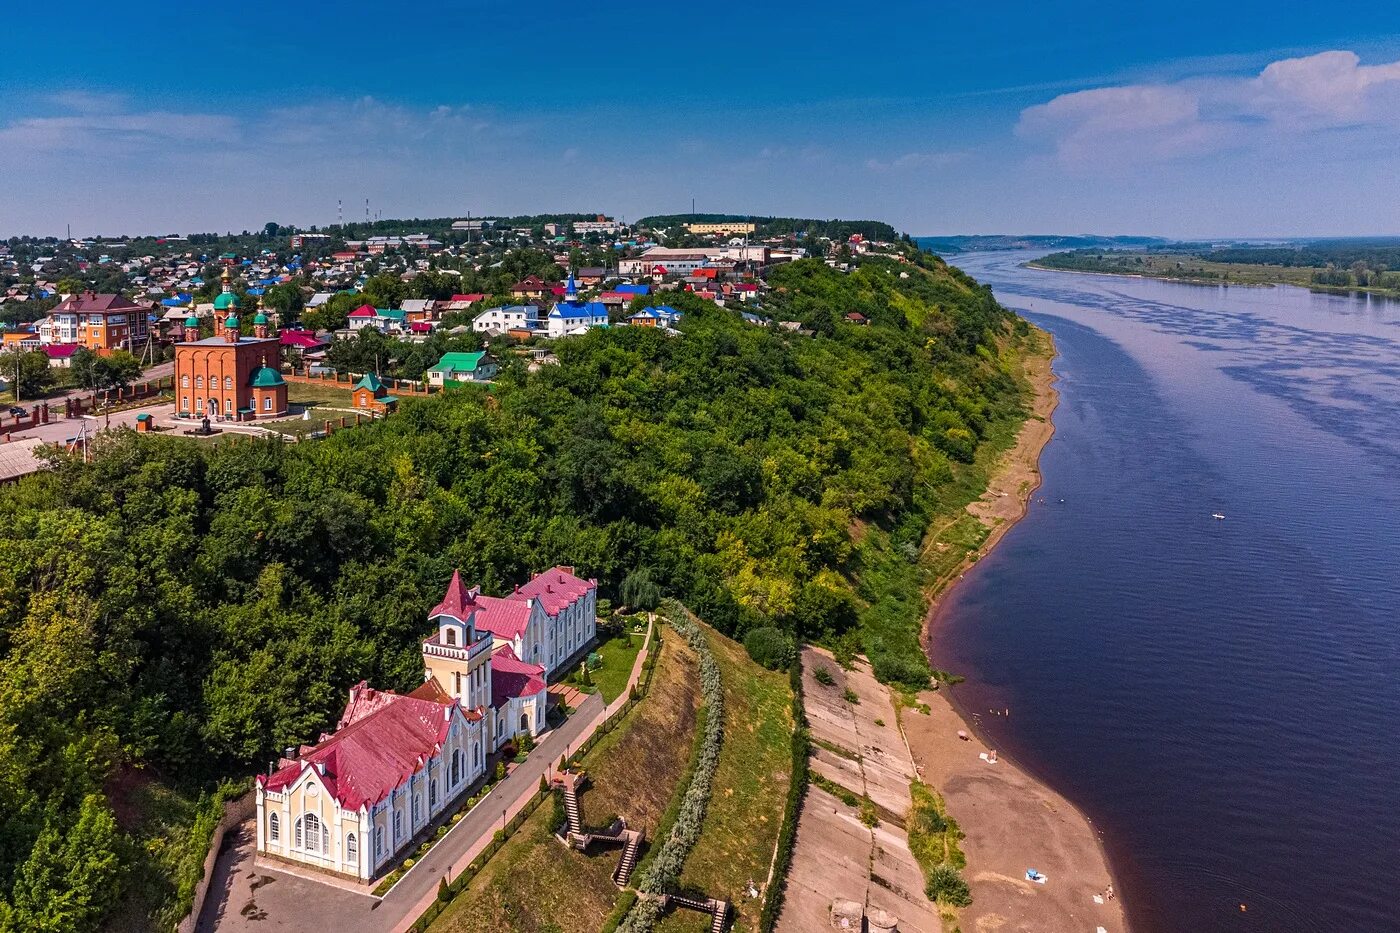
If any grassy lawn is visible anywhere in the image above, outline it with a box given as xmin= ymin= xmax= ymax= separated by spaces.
xmin=589 ymin=624 xmax=648 ymax=704
xmin=429 ymin=633 xmax=701 ymax=933
xmin=655 ymin=621 xmax=794 ymax=933
xmin=286 ymin=380 xmax=359 ymax=409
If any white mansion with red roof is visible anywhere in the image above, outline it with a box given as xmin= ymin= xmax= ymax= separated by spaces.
xmin=253 ymin=567 xmax=597 ymax=881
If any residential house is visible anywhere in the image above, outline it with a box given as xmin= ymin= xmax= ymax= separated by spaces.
xmin=427 ymin=351 xmax=497 ymax=386
xmin=472 ymin=304 xmax=537 ymax=335
xmin=509 ymin=275 xmax=551 ymax=300
xmin=44 ymin=291 xmax=151 ymax=354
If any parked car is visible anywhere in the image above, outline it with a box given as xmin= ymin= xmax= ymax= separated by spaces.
xmin=7 ymin=406 xmax=27 ymax=417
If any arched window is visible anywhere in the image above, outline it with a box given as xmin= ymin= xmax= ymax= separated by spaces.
xmin=375 ymin=826 xmax=384 ymax=860
xmin=302 ymin=813 xmax=323 ymax=853
xmin=194 ymin=376 xmax=204 ymax=389
xmin=520 ymin=713 xmax=529 ymax=733
xmin=181 ymin=375 xmax=189 ymax=387
xmin=295 ymin=816 xmax=302 ymax=849
xmin=444 ymin=627 xmax=456 ymax=647
xmin=429 ymin=778 xmax=438 ymax=808
xmin=412 ymin=792 xmax=420 ymax=824
xmin=263 ymin=396 xmax=272 ymax=410
xmin=269 ymin=812 xmax=279 ymax=842
xmin=451 ymin=748 xmax=461 ymax=785
xmin=392 ymin=808 xmax=402 ymax=842
xmin=224 ymin=375 xmax=233 ymax=389
xmin=473 ymin=741 xmax=480 ymax=769
xmin=345 ymin=833 xmax=358 ymax=866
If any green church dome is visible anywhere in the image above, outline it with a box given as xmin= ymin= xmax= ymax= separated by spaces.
xmin=184 ymin=313 xmax=199 ymax=328
xmin=224 ymin=314 xmax=240 ymax=329
xmin=253 ymin=311 xmax=268 ymax=325
xmin=249 ymin=366 xmax=285 ymax=388
xmin=213 ymin=291 xmax=241 ymax=310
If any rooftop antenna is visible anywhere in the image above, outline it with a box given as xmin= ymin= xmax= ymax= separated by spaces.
xmin=366 ymin=198 xmax=370 ymax=225
xmin=338 ymin=199 xmax=343 ymax=226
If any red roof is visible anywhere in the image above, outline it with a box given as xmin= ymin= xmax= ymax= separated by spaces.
xmin=349 ymin=304 xmax=376 ymax=318
xmin=410 ymin=321 xmax=433 ymax=333
xmin=450 ymin=293 xmax=486 ymax=302
xmin=430 ymin=570 xmax=477 ymax=620
xmin=471 ymin=594 xmax=534 ymax=641
xmin=53 ymin=292 xmax=144 ymax=313
xmin=258 ymin=683 xmax=459 ymax=811
xmin=509 ymin=566 xmax=596 ymax=618
xmin=489 ymin=646 xmax=546 ymax=708
xmin=280 ymin=330 xmax=326 ymax=348
xmin=43 ymin=343 xmax=80 ymax=359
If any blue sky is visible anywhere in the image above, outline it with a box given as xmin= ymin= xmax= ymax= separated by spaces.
xmin=4 ymin=1 xmax=1400 ymax=238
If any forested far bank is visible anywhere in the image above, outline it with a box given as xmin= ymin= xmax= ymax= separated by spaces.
xmin=0 ymin=247 xmax=1035 ymax=931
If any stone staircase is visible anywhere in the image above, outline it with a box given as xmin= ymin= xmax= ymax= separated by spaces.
xmin=611 ymin=829 xmax=643 ymax=888
xmin=664 ymin=894 xmax=730 ymax=933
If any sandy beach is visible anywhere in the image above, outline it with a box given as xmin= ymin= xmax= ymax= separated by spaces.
xmin=909 ymin=329 xmax=1130 ymax=933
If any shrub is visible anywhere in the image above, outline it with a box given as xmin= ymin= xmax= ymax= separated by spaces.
xmin=495 ymin=761 xmax=506 ymax=781
xmin=842 ymin=687 xmax=860 ymax=705
xmin=813 ymin=666 xmax=835 ymax=686
xmin=743 ymin=626 xmax=796 ymax=671
xmin=437 ymin=877 xmax=450 ymax=903
xmin=927 ymin=864 xmax=972 ymax=907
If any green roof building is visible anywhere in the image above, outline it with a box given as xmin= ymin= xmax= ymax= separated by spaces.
xmin=427 ymin=351 xmax=498 ymax=387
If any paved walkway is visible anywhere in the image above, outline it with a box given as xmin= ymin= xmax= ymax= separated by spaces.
xmin=199 ymin=618 xmax=655 ymax=933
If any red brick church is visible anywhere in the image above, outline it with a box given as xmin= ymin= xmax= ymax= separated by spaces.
xmin=174 ymin=271 xmax=287 ymax=420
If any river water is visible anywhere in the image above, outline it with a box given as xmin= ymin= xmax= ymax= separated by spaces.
xmin=925 ymin=251 xmax=1400 ymax=932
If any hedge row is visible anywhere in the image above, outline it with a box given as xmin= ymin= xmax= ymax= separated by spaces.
xmin=758 ymin=656 xmax=810 ymax=932
xmin=616 ymin=603 xmax=726 ymax=933
xmin=403 ymin=617 xmax=663 ymax=932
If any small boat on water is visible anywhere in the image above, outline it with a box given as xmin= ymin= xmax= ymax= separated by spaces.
xmin=1212 ymin=513 xmax=1226 ymax=520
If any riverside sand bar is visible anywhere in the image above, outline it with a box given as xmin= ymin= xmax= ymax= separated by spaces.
xmin=915 ymin=331 xmax=1128 ymax=931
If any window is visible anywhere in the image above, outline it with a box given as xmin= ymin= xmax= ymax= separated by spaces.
xmin=451 ymin=749 xmax=461 ymax=785
xmin=269 ymin=812 xmax=280 ymax=842
xmin=375 ymin=826 xmax=384 ymax=860
xmin=429 ymin=778 xmax=437 ymax=808
xmin=224 ymin=375 xmax=233 ymax=389
xmin=445 ymin=627 xmax=456 ymax=647
xmin=295 ymin=817 xmax=302 ymax=849
xmin=453 ymin=671 xmax=461 ymax=694
xmin=181 ymin=396 xmax=189 ymax=412
xmin=473 ymin=742 xmax=480 ymax=769
xmin=346 ymin=833 xmax=358 ymax=866
xmin=520 ymin=713 xmax=529 ymax=733
xmin=195 ymin=376 xmax=203 ymax=389
xmin=181 ymin=375 xmax=189 ymax=387
xmin=263 ymin=396 xmax=272 ymax=411
xmin=301 ymin=813 xmax=323 ymax=853
xmin=392 ymin=808 xmax=402 ymax=842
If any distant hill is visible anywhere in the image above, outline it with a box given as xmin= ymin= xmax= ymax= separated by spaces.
xmin=637 ymin=214 xmax=900 ymax=242
xmin=915 ymin=234 xmax=1173 ymax=254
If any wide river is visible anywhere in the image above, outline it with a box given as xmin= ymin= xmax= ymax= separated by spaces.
xmin=927 ymin=251 xmax=1400 ymax=932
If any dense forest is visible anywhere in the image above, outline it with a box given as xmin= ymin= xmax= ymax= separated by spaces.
xmin=0 ymin=249 xmax=1031 ymax=931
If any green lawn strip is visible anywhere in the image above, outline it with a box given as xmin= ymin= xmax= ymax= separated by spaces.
xmin=590 ymin=629 xmax=647 ymax=704
xmin=428 ymin=633 xmax=699 ymax=933
xmin=656 ymin=623 xmax=793 ymax=932
xmin=906 ymin=780 xmax=971 ymax=908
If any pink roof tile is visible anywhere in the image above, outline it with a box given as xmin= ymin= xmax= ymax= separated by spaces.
xmin=430 ymin=570 xmax=478 ymax=620
xmin=349 ymin=304 xmax=376 ymax=317
xmin=471 ymin=594 xmax=534 ymax=641
xmin=490 ymin=646 xmax=545 ymax=708
xmin=508 ymin=566 xmax=596 ymax=617
xmin=258 ymin=683 xmax=457 ymax=810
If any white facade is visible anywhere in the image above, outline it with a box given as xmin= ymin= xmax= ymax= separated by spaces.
xmin=472 ymin=305 xmax=537 ymax=334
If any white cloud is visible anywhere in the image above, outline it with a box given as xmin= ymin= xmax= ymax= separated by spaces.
xmin=864 ymin=150 xmax=968 ymax=172
xmin=1017 ymin=50 xmax=1400 ymax=169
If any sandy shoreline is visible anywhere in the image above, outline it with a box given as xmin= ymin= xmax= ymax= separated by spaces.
xmin=907 ymin=328 xmax=1131 ymax=933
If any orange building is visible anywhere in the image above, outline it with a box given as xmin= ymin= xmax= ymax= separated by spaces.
xmin=174 ymin=280 xmax=286 ymax=420
xmin=47 ymin=291 xmax=151 ymax=354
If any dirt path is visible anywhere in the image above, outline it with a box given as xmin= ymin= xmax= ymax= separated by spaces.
xmin=909 ymin=329 xmax=1130 ymax=932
